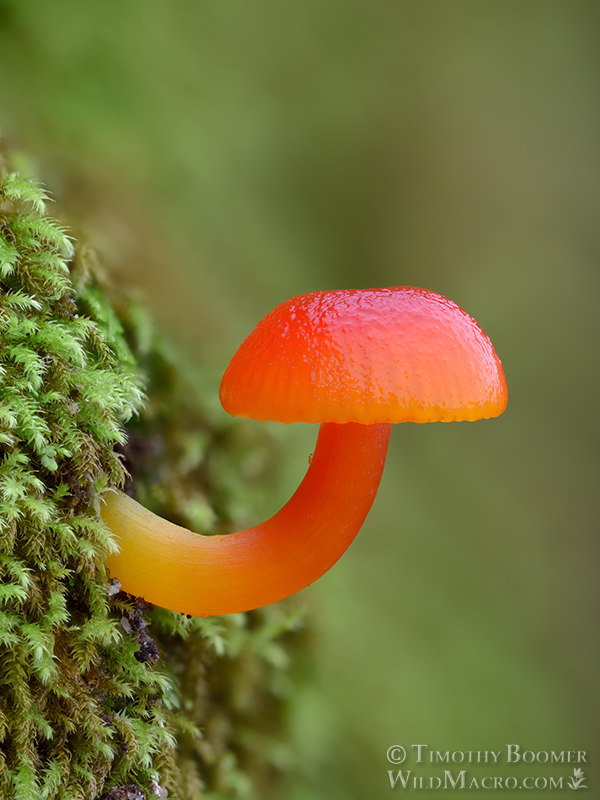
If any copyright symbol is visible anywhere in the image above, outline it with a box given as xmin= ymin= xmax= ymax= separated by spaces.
xmin=386 ymin=745 xmax=406 ymax=764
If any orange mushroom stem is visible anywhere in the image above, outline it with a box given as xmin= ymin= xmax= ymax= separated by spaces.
xmin=102 ymin=422 xmax=390 ymax=616
xmin=102 ymin=287 xmax=507 ymax=617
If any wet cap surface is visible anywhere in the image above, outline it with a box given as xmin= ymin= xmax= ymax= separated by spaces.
xmin=220 ymin=287 xmax=508 ymax=424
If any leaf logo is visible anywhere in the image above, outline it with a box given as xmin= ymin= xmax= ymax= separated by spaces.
xmin=567 ymin=767 xmax=587 ymax=790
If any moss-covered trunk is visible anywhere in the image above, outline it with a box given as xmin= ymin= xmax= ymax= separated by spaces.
xmin=0 ymin=156 xmax=307 ymax=800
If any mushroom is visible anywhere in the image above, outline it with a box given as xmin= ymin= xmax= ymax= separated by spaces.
xmin=102 ymin=287 xmax=507 ymax=616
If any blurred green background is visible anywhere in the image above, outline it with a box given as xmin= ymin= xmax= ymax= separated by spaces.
xmin=1 ymin=1 xmax=598 ymax=798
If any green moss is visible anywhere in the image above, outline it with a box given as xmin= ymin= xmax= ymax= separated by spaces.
xmin=0 ymin=156 xmax=307 ymax=799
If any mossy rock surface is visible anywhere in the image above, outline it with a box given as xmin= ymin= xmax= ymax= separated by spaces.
xmin=0 ymin=158 xmax=306 ymax=800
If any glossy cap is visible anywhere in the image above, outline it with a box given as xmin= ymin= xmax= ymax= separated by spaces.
xmin=219 ymin=287 xmax=507 ymax=424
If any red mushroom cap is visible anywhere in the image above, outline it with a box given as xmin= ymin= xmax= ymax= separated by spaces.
xmin=220 ymin=287 xmax=507 ymax=424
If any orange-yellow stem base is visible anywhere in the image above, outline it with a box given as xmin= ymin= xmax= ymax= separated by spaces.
xmin=102 ymin=421 xmax=391 ymax=616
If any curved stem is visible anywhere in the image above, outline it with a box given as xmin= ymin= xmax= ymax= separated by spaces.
xmin=102 ymin=421 xmax=391 ymax=616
